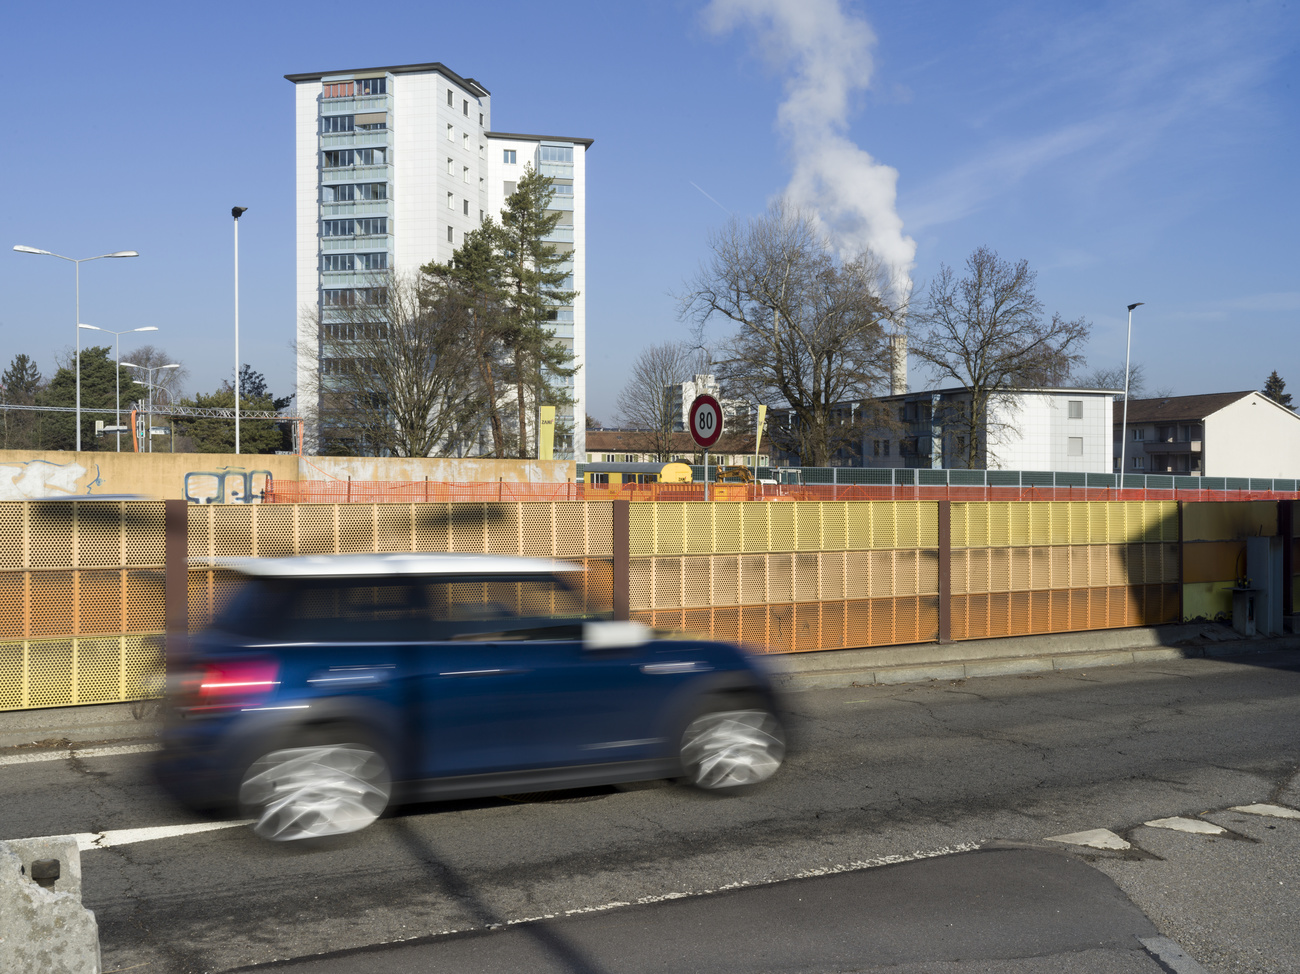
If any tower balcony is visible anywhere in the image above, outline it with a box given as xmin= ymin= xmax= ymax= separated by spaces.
xmin=321 ymin=163 xmax=393 ymax=184
xmin=320 ymin=199 xmax=394 ymax=219
xmin=321 ymin=129 xmax=391 ymax=149
xmin=320 ymin=93 xmax=393 ymax=116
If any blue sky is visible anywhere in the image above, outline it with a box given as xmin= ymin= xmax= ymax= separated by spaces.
xmin=4 ymin=0 xmax=1296 ymax=424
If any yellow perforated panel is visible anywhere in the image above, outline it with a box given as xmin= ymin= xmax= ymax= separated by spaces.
xmin=953 ymin=502 xmax=1179 ymax=548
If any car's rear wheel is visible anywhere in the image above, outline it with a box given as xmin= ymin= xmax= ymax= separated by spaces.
xmin=238 ymin=732 xmax=392 ymax=841
xmin=679 ymin=700 xmax=785 ymax=790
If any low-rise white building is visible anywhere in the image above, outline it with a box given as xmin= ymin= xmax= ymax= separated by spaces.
xmin=1114 ymin=391 xmax=1300 ymax=477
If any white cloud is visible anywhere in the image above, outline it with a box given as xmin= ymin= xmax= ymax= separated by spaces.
xmin=704 ymin=0 xmax=917 ymax=302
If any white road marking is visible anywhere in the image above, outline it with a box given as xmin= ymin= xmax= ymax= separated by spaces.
xmin=1138 ymin=935 xmax=1212 ymax=974
xmin=1230 ymin=803 xmax=1300 ymax=820
xmin=1143 ymin=816 xmax=1225 ymax=835
xmin=0 ymin=742 xmax=160 ymax=767
xmin=4 ymin=820 xmax=252 ymax=852
xmin=372 ymin=843 xmax=984 ymax=943
xmin=1043 ymin=828 xmax=1131 ymax=850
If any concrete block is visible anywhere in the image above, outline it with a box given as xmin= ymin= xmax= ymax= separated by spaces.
xmin=0 ymin=838 xmax=100 ymax=974
xmin=1051 ymin=651 xmax=1134 ymax=671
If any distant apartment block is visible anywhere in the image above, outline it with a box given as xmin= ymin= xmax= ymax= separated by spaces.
xmin=666 ymin=374 xmax=750 ymax=431
xmin=1114 ymin=391 xmax=1300 ymax=477
xmin=286 ymin=61 xmax=590 ymax=458
xmin=770 ymin=387 xmax=1120 ymax=472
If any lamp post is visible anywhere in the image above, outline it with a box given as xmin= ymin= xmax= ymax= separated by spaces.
xmin=121 ymin=362 xmax=179 ymax=452
xmin=1118 ymin=302 xmax=1144 ymax=490
xmin=77 ymin=325 xmax=158 ymax=451
xmin=232 ymin=207 xmax=248 ymax=454
xmin=12 ymin=245 xmax=139 ymax=451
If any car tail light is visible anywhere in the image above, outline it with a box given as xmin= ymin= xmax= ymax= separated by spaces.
xmin=182 ymin=659 xmax=280 ymax=712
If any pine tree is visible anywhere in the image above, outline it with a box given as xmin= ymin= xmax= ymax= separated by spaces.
xmin=1 ymin=354 xmax=45 ymax=449
xmin=1263 ymin=371 xmax=1293 ymax=410
xmin=178 ymin=367 xmax=291 ymax=453
xmin=424 ymin=167 xmax=579 ymax=458
xmin=424 ymin=225 xmax=511 ymax=457
xmin=37 ymin=347 xmax=147 ymax=451
xmin=492 ymin=165 xmax=579 ymax=458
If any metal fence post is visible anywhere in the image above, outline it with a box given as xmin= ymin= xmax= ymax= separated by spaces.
xmin=938 ymin=500 xmax=952 ymax=643
xmin=1281 ymin=499 xmax=1294 ymax=619
xmin=164 ymin=499 xmax=189 ymax=668
xmin=612 ymin=499 xmax=630 ymax=622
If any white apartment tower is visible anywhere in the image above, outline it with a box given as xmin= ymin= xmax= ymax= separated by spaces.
xmin=286 ymin=61 xmax=590 ymax=458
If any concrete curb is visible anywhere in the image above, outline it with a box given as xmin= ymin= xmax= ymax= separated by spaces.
xmin=765 ymin=624 xmax=1300 ymax=691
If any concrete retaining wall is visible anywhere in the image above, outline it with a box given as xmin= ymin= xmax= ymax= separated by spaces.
xmin=0 ymin=450 xmax=575 ymax=501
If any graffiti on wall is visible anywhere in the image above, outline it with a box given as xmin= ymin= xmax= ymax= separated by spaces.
xmin=184 ymin=469 xmax=273 ymax=504
xmin=0 ymin=459 xmax=102 ymax=500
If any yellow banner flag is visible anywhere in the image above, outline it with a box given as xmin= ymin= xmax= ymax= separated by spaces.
xmin=538 ymin=405 xmax=556 ymax=460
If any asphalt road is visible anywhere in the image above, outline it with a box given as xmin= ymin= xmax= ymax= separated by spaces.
xmin=3 ymin=651 xmax=1299 ymax=973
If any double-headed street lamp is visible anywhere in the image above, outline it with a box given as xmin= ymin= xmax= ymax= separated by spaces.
xmin=77 ymin=324 xmax=158 ymax=451
xmin=12 ymin=245 xmax=139 ymax=451
xmin=120 ymin=361 xmax=179 ymax=453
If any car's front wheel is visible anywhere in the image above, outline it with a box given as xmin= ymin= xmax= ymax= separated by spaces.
xmin=239 ymin=733 xmax=392 ymax=841
xmin=679 ymin=702 xmax=786 ymax=790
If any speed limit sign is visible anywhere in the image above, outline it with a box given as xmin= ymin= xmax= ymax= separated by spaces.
xmin=689 ymin=394 xmax=723 ymax=448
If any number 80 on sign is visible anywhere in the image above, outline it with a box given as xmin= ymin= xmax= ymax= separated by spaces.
xmin=689 ymin=394 xmax=723 ymax=448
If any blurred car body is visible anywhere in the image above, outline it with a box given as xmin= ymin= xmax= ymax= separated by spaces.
xmin=155 ymin=553 xmax=786 ymax=840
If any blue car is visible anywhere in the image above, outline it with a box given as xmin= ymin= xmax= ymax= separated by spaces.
xmin=155 ymin=553 xmax=786 ymax=841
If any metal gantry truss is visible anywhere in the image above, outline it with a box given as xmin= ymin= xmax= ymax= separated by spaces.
xmin=131 ymin=401 xmax=304 ymax=454
xmin=134 ymin=401 xmax=293 ymax=421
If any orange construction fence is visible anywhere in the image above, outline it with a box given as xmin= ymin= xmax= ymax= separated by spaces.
xmin=264 ymin=480 xmax=1300 ymax=505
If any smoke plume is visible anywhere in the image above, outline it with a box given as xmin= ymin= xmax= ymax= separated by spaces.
xmin=705 ymin=0 xmax=916 ymax=304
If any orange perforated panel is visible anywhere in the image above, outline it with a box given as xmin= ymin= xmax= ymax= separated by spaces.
xmin=634 ymin=595 xmax=939 ymax=653
xmin=948 ymin=583 xmax=1179 ymax=639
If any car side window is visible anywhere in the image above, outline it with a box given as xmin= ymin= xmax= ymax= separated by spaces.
xmin=425 ymin=577 xmax=587 ymax=643
xmin=283 ymin=581 xmax=429 ymax=643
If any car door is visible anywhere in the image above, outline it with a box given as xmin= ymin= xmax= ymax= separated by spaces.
xmin=411 ymin=576 xmax=676 ymax=779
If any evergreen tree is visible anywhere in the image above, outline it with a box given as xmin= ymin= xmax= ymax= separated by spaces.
xmin=37 ymin=347 xmax=147 ymax=451
xmin=1263 ymin=371 xmax=1293 ymax=410
xmin=178 ymin=367 xmax=290 ymax=454
xmin=1 ymin=354 xmax=45 ymax=449
xmin=492 ymin=165 xmax=579 ymax=458
xmin=424 ymin=226 xmax=511 ymax=457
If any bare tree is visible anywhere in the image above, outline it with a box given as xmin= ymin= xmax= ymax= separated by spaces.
xmin=615 ymin=342 xmax=699 ymax=461
xmin=309 ymin=272 xmax=488 ymax=457
xmin=120 ymin=344 xmax=189 ymax=405
xmin=679 ymin=200 xmax=899 ymax=466
xmin=910 ymin=246 xmax=1090 ymax=468
xmin=1079 ymin=362 xmax=1146 ymax=399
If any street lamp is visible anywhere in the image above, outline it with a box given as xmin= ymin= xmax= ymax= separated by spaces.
xmin=232 ymin=207 xmax=248 ymax=454
xmin=121 ymin=362 xmax=179 ymax=452
xmin=1118 ymin=302 xmax=1144 ymax=489
xmin=77 ymin=324 xmax=158 ymax=451
xmin=13 ymin=245 xmax=139 ymax=451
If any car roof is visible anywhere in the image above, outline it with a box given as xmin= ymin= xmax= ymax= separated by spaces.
xmin=199 ymin=552 xmax=585 ymax=579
